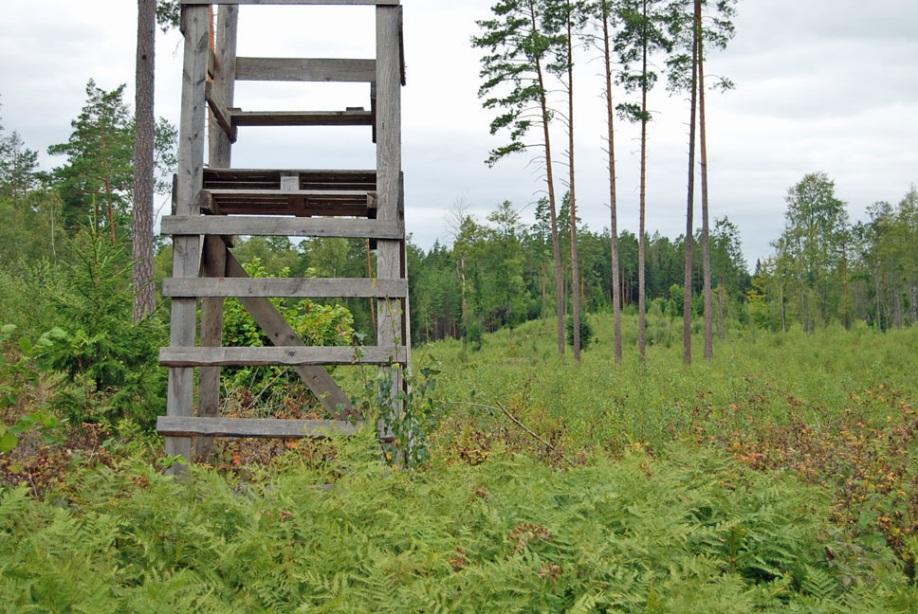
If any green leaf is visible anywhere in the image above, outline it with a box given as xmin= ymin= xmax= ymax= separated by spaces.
xmin=0 ymin=429 xmax=17 ymax=453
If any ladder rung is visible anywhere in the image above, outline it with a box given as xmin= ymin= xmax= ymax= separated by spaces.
xmin=160 ymin=346 xmax=408 ymax=367
xmin=157 ymin=417 xmax=361 ymax=439
xmin=161 ymin=216 xmax=402 ymax=239
xmin=236 ymin=58 xmax=376 ymax=83
xmin=163 ymin=277 xmax=408 ymax=299
xmin=231 ymin=110 xmax=373 ymax=127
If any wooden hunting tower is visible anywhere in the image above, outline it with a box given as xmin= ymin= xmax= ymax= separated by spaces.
xmin=157 ymin=0 xmax=409 ymax=462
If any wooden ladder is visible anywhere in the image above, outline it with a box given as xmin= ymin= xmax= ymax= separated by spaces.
xmin=159 ymin=0 xmax=408 ymax=463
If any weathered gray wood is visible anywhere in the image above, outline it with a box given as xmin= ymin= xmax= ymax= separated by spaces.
xmin=209 ymin=188 xmax=371 ymax=198
xmin=162 ymin=216 xmax=402 ymax=239
xmin=375 ymin=6 xmax=405 ymax=448
xmin=231 ymin=110 xmax=373 ymax=127
xmin=205 ymin=82 xmax=237 ymax=143
xmin=165 ymin=277 xmax=408 ymax=299
xmin=199 ymin=5 xmax=239 ymax=462
xmin=167 ymin=5 xmax=210 ymax=465
xmin=198 ymin=236 xmax=227 ymax=460
xmin=236 ymin=58 xmax=375 ymax=82
xmin=224 ymin=252 xmax=355 ymax=416
xmin=158 ymin=416 xmax=362 ymax=439
xmin=182 ymin=0 xmax=399 ymax=5
xmin=161 ymin=346 xmax=408 ymax=367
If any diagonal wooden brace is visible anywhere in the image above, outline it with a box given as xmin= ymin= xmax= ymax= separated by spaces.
xmin=218 ymin=243 xmax=356 ymax=418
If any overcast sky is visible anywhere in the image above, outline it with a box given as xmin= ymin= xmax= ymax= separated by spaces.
xmin=1 ymin=0 xmax=916 ymax=267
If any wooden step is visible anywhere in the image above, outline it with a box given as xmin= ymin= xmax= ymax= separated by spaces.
xmin=161 ymin=216 xmax=401 ymax=239
xmin=203 ymin=168 xmax=376 ymax=192
xmin=201 ymin=188 xmax=376 ymax=217
xmin=160 ymin=346 xmax=408 ymax=367
xmin=230 ymin=110 xmax=373 ymax=128
xmin=236 ymin=58 xmax=376 ymax=83
xmin=163 ymin=277 xmax=408 ymax=299
xmin=157 ymin=416 xmax=362 ymax=439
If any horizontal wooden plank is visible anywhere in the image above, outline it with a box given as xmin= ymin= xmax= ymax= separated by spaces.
xmin=231 ymin=110 xmax=373 ymax=127
xmin=160 ymin=346 xmax=408 ymax=367
xmin=163 ymin=277 xmax=408 ymax=299
xmin=183 ymin=0 xmax=398 ymax=4
xmin=209 ymin=188 xmax=372 ymax=198
xmin=161 ymin=216 xmax=401 ymax=238
xmin=179 ymin=0 xmax=400 ymax=6
xmin=236 ymin=58 xmax=375 ymax=82
xmin=157 ymin=416 xmax=362 ymax=439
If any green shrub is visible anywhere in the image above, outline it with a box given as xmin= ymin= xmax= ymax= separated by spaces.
xmin=566 ymin=314 xmax=593 ymax=351
xmin=221 ymin=258 xmax=356 ymax=408
xmin=39 ymin=229 xmax=165 ymax=430
xmin=0 ymin=325 xmax=62 ymax=452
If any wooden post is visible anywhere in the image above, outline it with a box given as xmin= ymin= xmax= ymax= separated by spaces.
xmin=167 ymin=4 xmax=210 ymax=467
xmin=376 ymin=6 xmax=405 ymax=458
xmin=198 ymin=5 xmax=238 ymax=461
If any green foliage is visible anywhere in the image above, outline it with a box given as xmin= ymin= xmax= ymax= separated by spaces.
xmin=566 ymin=312 xmax=593 ymax=350
xmin=473 ymin=0 xmax=564 ymax=166
xmin=39 ymin=229 xmax=165 ymax=429
xmin=0 ymin=445 xmax=912 ymax=611
xmin=221 ymin=258 xmax=356 ymax=406
xmin=0 ymin=325 xmax=62 ymax=453
xmin=358 ymin=361 xmax=444 ymax=468
xmin=46 ymin=80 xmax=176 ymax=238
xmin=0 ymin=109 xmax=40 ymax=198
xmin=155 ymin=0 xmax=181 ymax=32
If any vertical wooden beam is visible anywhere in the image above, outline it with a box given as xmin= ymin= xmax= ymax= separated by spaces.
xmin=209 ymin=5 xmax=238 ymax=167
xmin=167 ymin=5 xmax=210 ymax=466
xmin=199 ymin=5 xmax=238 ymax=461
xmin=376 ymin=6 xmax=405 ymax=455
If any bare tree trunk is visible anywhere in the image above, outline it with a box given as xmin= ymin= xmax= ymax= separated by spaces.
xmin=638 ymin=0 xmax=649 ymax=361
xmin=842 ymin=250 xmax=851 ymax=329
xmin=105 ymin=176 xmax=117 ymax=245
xmin=535 ymin=56 xmax=565 ymax=356
xmin=132 ymin=0 xmax=156 ymax=321
xmin=683 ymin=0 xmax=700 ymax=365
xmin=602 ymin=4 xmax=622 ymax=363
xmin=367 ymin=239 xmax=376 ymax=329
xmin=877 ymin=268 xmax=884 ymax=329
xmin=894 ymin=285 xmax=903 ymax=329
xmin=566 ymin=5 xmax=582 ymax=363
xmin=697 ymin=2 xmax=713 ymax=359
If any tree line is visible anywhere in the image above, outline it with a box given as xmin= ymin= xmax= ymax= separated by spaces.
xmin=749 ymin=173 xmax=917 ymax=333
xmin=473 ymin=0 xmax=738 ymax=364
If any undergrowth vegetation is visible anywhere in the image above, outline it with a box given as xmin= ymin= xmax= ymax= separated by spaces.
xmin=2 ymin=437 xmax=916 ymax=612
xmin=2 ymin=311 xmax=917 ymax=610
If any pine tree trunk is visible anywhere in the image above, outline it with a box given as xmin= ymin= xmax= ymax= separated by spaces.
xmin=638 ymin=0 xmax=649 ymax=361
xmin=602 ymin=4 xmax=622 ymax=363
xmin=132 ymin=0 xmax=157 ymax=322
xmin=567 ymin=7 xmax=582 ymax=363
xmin=536 ymin=56 xmax=566 ymax=356
xmin=683 ymin=0 xmax=700 ymax=365
xmin=697 ymin=3 xmax=714 ymax=360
